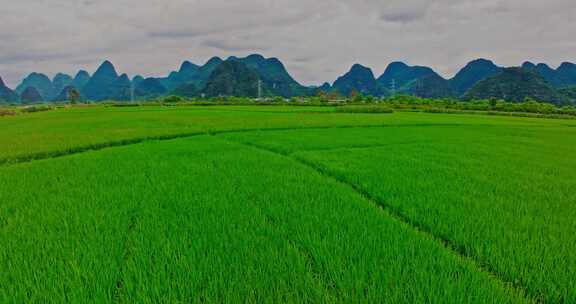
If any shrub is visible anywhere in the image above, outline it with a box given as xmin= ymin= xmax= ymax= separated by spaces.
xmin=0 ymin=109 xmax=17 ymax=117
xmin=108 ymin=103 xmax=141 ymax=108
xmin=20 ymin=105 xmax=54 ymax=113
xmin=162 ymin=95 xmax=185 ymax=103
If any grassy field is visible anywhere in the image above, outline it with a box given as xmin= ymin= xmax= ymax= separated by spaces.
xmin=1 ymin=105 xmax=575 ymax=303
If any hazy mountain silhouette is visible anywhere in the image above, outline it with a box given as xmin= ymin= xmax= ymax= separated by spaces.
xmin=0 ymin=76 xmax=19 ymax=103
xmin=202 ymin=60 xmax=263 ymax=97
xmin=16 ymin=73 xmax=55 ymax=100
xmin=465 ymin=67 xmax=569 ymax=104
xmin=73 ymin=70 xmax=91 ymax=91
xmin=82 ymin=61 xmax=121 ymax=101
xmin=135 ymin=78 xmax=167 ymax=99
xmin=7 ymin=56 xmax=576 ymax=104
xmin=20 ymin=87 xmax=44 ymax=104
xmin=377 ymin=62 xmax=438 ymax=90
xmin=332 ymin=64 xmax=383 ymax=96
xmin=450 ymin=59 xmax=502 ymax=96
xmin=52 ymin=73 xmax=73 ymax=99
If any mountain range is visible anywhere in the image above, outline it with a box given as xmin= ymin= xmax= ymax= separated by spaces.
xmin=2 ymin=55 xmax=576 ymax=105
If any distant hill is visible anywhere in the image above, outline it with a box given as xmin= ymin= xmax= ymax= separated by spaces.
xmin=522 ymin=62 xmax=563 ymax=87
xmin=229 ymin=54 xmax=311 ymax=97
xmin=202 ymin=60 xmax=263 ymax=97
xmin=20 ymin=87 xmax=44 ymax=104
xmin=558 ymin=86 xmax=576 ymax=103
xmin=171 ymin=82 xmax=199 ymax=98
xmin=112 ymin=74 xmax=133 ymax=101
xmin=196 ymin=57 xmax=225 ymax=87
xmin=161 ymin=61 xmax=200 ymax=90
xmin=377 ymin=62 xmax=438 ymax=90
xmin=135 ymin=78 xmax=167 ymax=99
xmin=0 ymin=76 xmax=19 ymax=103
xmin=404 ymin=74 xmax=455 ymax=98
xmin=52 ymin=73 xmax=73 ymax=99
xmin=132 ymin=75 xmax=144 ymax=88
xmin=557 ymin=62 xmax=576 ymax=87
xmin=16 ymin=73 xmax=54 ymax=100
xmin=522 ymin=62 xmax=576 ymax=88
xmin=318 ymin=82 xmax=331 ymax=92
xmin=7 ymin=56 xmax=576 ymax=104
xmin=332 ymin=64 xmax=384 ymax=96
xmin=82 ymin=61 xmax=122 ymax=101
xmin=450 ymin=59 xmax=502 ymax=96
xmin=54 ymin=86 xmax=82 ymax=102
xmin=159 ymin=57 xmax=223 ymax=91
xmin=72 ymin=71 xmax=91 ymax=91
xmin=464 ymin=68 xmax=570 ymax=104
xmin=158 ymin=54 xmax=309 ymax=97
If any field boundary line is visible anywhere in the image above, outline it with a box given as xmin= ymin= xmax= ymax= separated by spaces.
xmin=227 ymin=138 xmax=537 ymax=303
xmin=0 ymin=123 xmax=476 ymax=167
xmin=283 ymin=140 xmax=435 ymax=154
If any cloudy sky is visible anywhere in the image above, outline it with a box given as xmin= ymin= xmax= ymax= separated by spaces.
xmin=1 ymin=0 xmax=575 ymax=87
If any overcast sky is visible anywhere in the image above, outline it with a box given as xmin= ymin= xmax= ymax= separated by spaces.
xmin=1 ymin=0 xmax=575 ymax=87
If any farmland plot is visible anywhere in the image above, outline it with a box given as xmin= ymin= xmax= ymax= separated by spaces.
xmin=0 ymin=136 xmax=526 ymax=303
xmin=2 ymin=106 xmax=575 ymax=303
xmin=224 ymin=123 xmax=576 ymax=303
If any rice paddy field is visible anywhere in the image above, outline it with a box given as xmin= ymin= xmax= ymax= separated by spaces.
xmin=1 ymin=105 xmax=575 ymax=303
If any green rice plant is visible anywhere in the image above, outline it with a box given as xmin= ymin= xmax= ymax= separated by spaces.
xmin=1 ymin=105 xmax=569 ymax=165
xmin=226 ymin=124 xmax=576 ymax=303
xmin=0 ymin=136 xmax=528 ymax=303
xmin=2 ymin=105 xmax=575 ymax=302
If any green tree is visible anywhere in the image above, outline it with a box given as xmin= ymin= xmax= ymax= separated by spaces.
xmin=68 ymin=88 xmax=81 ymax=104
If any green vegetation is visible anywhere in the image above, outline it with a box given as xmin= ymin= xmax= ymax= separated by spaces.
xmin=464 ymin=68 xmax=570 ymax=105
xmin=331 ymin=64 xmax=385 ymax=97
xmin=1 ymin=105 xmax=575 ymax=302
xmin=558 ymin=86 xmax=576 ymax=100
xmin=335 ymin=105 xmax=393 ymax=113
xmin=0 ymin=108 xmax=16 ymax=117
xmin=170 ymin=82 xmax=199 ymax=98
xmin=19 ymin=105 xmax=55 ymax=113
xmin=0 ymin=136 xmax=529 ymax=303
xmin=449 ymin=59 xmax=502 ymax=96
xmin=224 ymin=124 xmax=576 ymax=303
xmin=202 ymin=60 xmax=264 ymax=97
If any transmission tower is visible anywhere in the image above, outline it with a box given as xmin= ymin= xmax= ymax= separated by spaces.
xmin=391 ymin=79 xmax=396 ymax=96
